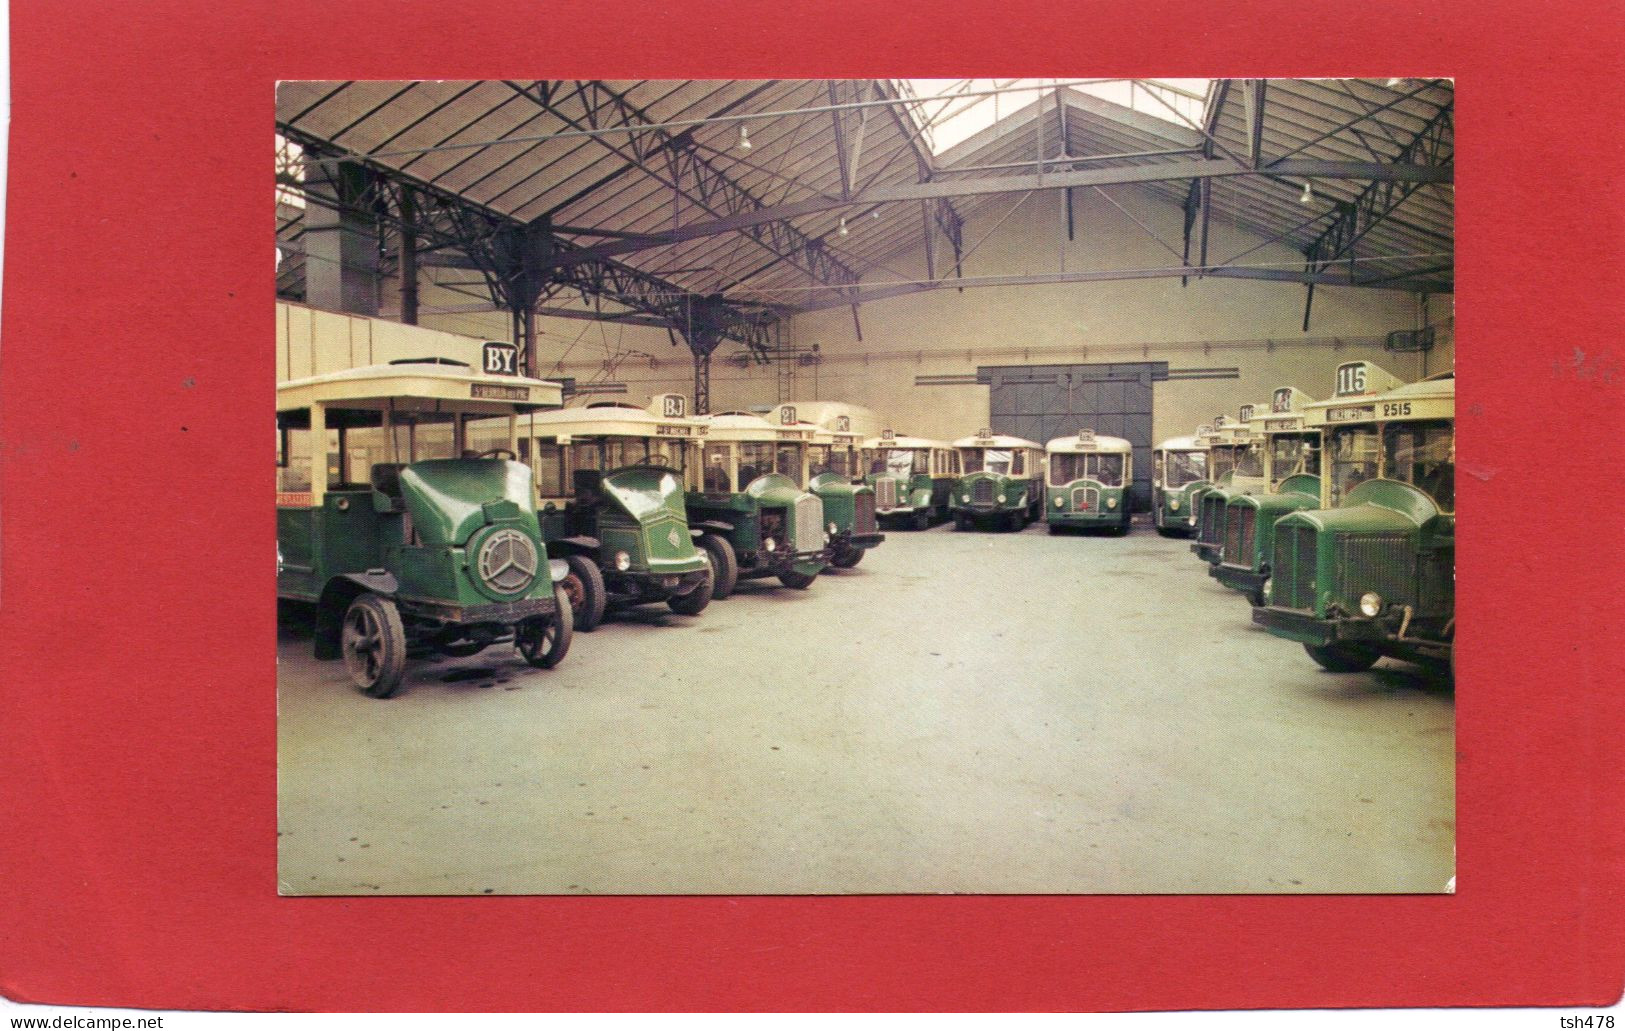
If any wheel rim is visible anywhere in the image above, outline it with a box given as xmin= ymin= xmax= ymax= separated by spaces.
xmin=519 ymin=619 xmax=558 ymax=660
xmin=561 ymin=573 xmax=586 ymax=612
xmin=343 ymin=605 xmax=383 ymax=683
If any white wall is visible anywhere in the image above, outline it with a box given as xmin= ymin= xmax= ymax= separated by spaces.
xmin=287 ymin=182 xmax=1453 ymax=442
xmin=788 ymin=186 xmax=1453 ymax=445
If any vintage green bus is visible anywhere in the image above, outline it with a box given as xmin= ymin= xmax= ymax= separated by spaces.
xmin=766 ymin=402 xmax=885 ymax=569
xmin=1151 ymin=431 xmax=1210 ymax=536
xmin=509 ymin=394 xmax=713 ymax=630
xmin=1253 ymin=365 xmax=1455 ymax=674
xmin=1210 ymin=386 xmax=1324 ymax=604
xmin=1044 ymin=429 xmax=1134 ymax=534
xmin=861 ymin=431 xmax=959 ymax=529
xmin=686 ymin=411 xmax=831 ymax=597
xmin=276 ymin=355 xmax=572 ymax=698
xmin=1191 ymin=404 xmax=1268 ymax=564
xmin=948 ymin=431 xmax=1045 ymax=531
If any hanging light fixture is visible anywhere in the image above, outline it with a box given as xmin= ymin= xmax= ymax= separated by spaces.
xmin=838 ymin=216 xmax=849 ymax=237
xmin=737 ymin=123 xmax=751 ymax=151
xmin=1385 ymin=77 xmax=1403 ymax=88
xmin=1299 ymin=181 xmax=1314 ymax=205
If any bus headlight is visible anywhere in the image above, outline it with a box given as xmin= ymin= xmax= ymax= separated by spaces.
xmin=1262 ymin=577 xmax=1272 ymax=603
xmin=1054 ymin=496 xmax=1065 ymax=508
xmin=997 ymin=493 xmax=1006 ymax=504
xmin=764 ymin=538 xmax=777 ymax=552
xmin=1170 ymin=498 xmax=1180 ymax=511
xmin=961 ymin=494 xmax=970 ymax=503
xmin=828 ymin=522 xmax=838 ymax=536
xmin=614 ymin=551 xmax=632 ymax=572
xmin=1359 ymin=592 xmax=1383 ymax=617
xmin=1106 ymin=497 xmax=1118 ymax=509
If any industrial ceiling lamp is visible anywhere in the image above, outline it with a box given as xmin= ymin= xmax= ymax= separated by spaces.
xmin=737 ymin=123 xmax=752 ymax=151
xmin=1385 ymin=77 xmax=1404 ymax=87
xmin=838 ymin=216 xmax=849 ymax=237
xmin=1299 ymin=181 xmax=1314 ymax=205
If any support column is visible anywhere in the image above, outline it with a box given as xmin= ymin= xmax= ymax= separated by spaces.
xmin=398 ymin=188 xmax=419 ymax=325
xmin=674 ymin=294 xmax=731 ymax=415
xmin=302 ymin=158 xmax=380 ymax=315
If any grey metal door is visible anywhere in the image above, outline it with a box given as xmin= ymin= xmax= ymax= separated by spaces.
xmin=982 ymin=362 xmax=1165 ymax=511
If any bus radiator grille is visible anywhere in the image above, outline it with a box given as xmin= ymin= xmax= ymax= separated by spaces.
xmin=1274 ymin=524 xmax=1317 ymax=610
xmin=972 ymin=479 xmax=995 ymax=504
xmin=794 ymin=494 xmax=826 ymax=553
xmin=853 ymin=492 xmax=877 ymax=534
xmin=1071 ymin=486 xmax=1099 ymax=511
xmin=875 ymin=479 xmax=898 ymax=510
xmin=1335 ymin=533 xmax=1413 ymax=611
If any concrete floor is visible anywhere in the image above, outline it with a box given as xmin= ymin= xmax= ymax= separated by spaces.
xmin=277 ymin=519 xmax=1455 ymax=896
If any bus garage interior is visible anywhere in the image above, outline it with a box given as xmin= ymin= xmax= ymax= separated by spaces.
xmin=276 ymin=78 xmax=1455 ymax=895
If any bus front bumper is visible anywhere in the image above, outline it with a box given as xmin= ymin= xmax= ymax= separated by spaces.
xmin=1211 ymin=562 xmax=1266 ymax=597
xmin=1190 ymin=540 xmax=1222 ymax=564
xmin=837 ymin=530 xmax=886 ymax=551
xmin=1252 ymin=607 xmax=1388 ymax=647
xmin=399 ymin=594 xmax=557 ymax=627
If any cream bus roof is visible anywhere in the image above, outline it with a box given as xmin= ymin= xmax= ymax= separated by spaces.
xmin=1156 ymin=435 xmax=1207 ymax=451
xmin=1254 ymin=386 xmax=1321 ymax=433
xmin=1302 ymin=360 xmax=1407 ymax=414
xmin=1047 ymin=432 xmax=1132 ymax=454
xmin=862 ymin=433 xmax=951 ymax=450
xmin=1318 ymin=370 xmax=1454 ymax=427
xmin=767 ymin=400 xmax=885 ymax=438
xmin=951 ymin=433 xmax=1042 ymax=450
xmin=697 ymin=411 xmax=819 ymax=443
xmin=518 ymin=399 xmax=704 ymax=438
xmin=276 ymin=359 xmax=563 ymax=414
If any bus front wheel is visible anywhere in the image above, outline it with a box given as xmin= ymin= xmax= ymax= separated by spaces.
xmin=1303 ymin=642 xmax=1381 ymax=673
xmin=516 ymin=588 xmax=573 ymax=669
xmin=696 ymin=533 xmax=738 ymax=600
xmin=341 ymin=593 xmax=407 ymax=699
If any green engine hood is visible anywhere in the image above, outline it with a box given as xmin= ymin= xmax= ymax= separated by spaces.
xmin=810 ymin=472 xmax=866 ymax=498
xmin=1282 ymin=479 xmax=1441 ymax=535
xmin=600 ymin=465 xmax=689 ymax=524
xmin=744 ymin=471 xmax=811 ymax=506
xmin=1277 ymin=473 xmax=1321 ymax=499
xmin=398 ymin=459 xmax=539 ymax=547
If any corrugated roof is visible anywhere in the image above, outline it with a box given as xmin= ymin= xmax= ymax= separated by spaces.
xmin=276 ymin=78 xmax=1452 ymax=315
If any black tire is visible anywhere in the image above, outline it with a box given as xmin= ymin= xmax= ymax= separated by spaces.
xmin=913 ymin=510 xmax=929 ymax=531
xmin=830 ymin=545 xmax=864 ymax=568
xmin=779 ymin=570 xmax=817 ymax=590
xmin=1303 ymin=642 xmax=1381 ymax=673
xmin=953 ymin=514 xmax=969 ymax=531
xmin=1247 ymin=587 xmax=1267 ymax=608
xmin=437 ymin=640 xmax=488 ymax=659
xmin=1155 ymin=526 xmax=1178 ymax=538
xmin=696 ymin=533 xmax=738 ymax=600
xmin=1010 ymin=511 xmax=1026 ymax=532
xmin=341 ymin=593 xmax=408 ymax=698
xmin=667 ymin=573 xmax=713 ymax=616
xmin=517 ymin=587 xmax=573 ymax=669
xmin=1114 ymin=514 xmax=1132 ymax=536
xmin=561 ymin=554 xmax=606 ymax=632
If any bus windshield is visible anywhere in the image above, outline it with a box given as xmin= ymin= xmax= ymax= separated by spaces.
xmin=870 ymin=448 xmax=928 ymax=476
xmin=775 ymin=443 xmax=804 ymax=480
xmin=738 ymin=442 xmax=775 ymax=485
xmin=1234 ymin=444 xmax=1264 ymax=477
xmin=1050 ymin=452 xmax=1124 ymax=486
xmin=1210 ymin=446 xmax=1238 ymax=480
xmin=1164 ymin=450 xmax=1206 ymax=487
xmin=1329 ymin=426 xmax=1381 ymax=505
xmin=1384 ymin=420 xmax=1455 ymax=512
xmin=962 ymin=448 xmax=1012 ymax=474
xmin=1269 ymin=433 xmax=1319 ymax=488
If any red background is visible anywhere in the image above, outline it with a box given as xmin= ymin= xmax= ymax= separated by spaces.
xmin=2 ymin=0 xmax=1621 ymax=1012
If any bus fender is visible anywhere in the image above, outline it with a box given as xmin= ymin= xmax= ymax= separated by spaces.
xmin=689 ymin=519 xmax=734 ymax=536
xmin=313 ymin=572 xmax=399 ymax=660
xmin=546 ymin=535 xmax=600 ymax=557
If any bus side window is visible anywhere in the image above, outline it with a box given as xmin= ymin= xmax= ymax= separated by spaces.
xmin=703 ymin=444 xmax=732 ymax=493
xmin=533 ymin=443 xmax=565 ymax=496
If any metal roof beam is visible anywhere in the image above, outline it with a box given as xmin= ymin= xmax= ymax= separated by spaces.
xmin=504 ymin=80 xmax=861 ymax=294
xmin=1304 ymin=101 xmax=1454 ymax=271
xmin=545 ymin=156 xmax=1454 ymax=269
xmin=787 ymin=263 xmax=1452 ymax=312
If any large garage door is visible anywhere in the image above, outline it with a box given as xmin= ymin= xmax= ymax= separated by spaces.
xmin=982 ymin=362 xmax=1166 ymax=511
